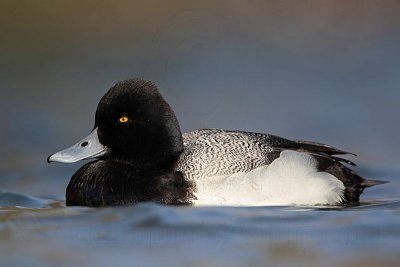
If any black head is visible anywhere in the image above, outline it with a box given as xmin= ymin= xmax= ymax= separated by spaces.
xmin=94 ymin=79 xmax=183 ymax=168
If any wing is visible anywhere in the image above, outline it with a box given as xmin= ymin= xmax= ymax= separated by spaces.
xmin=178 ymin=128 xmax=357 ymax=177
xmin=292 ymin=140 xmax=356 ymax=156
xmin=225 ymin=129 xmax=357 ymax=166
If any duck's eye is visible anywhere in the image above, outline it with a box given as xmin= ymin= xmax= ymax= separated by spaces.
xmin=118 ymin=116 xmax=129 ymax=123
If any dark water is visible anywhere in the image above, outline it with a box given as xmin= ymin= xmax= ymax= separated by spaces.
xmin=1 ymin=1 xmax=400 ymax=266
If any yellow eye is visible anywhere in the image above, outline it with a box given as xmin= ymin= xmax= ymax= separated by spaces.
xmin=118 ymin=116 xmax=129 ymax=123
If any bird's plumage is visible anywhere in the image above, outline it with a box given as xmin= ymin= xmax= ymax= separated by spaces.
xmin=48 ymin=78 xmax=384 ymax=207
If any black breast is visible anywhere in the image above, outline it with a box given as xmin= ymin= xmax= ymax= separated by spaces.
xmin=66 ymin=160 xmax=196 ymax=207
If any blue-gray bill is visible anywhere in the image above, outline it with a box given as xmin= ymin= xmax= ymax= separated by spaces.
xmin=47 ymin=127 xmax=107 ymax=163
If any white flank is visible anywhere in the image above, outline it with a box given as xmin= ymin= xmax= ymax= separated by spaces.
xmin=194 ymin=150 xmax=345 ymax=206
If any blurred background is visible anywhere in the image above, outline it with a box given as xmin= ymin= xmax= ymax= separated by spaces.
xmin=1 ymin=1 xmax=400 ymax=267
xmin=1 ymin=0 xmax=399 ymax=197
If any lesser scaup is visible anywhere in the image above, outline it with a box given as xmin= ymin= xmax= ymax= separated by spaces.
xmin=48 ymin=79 xmax=384 ymax=207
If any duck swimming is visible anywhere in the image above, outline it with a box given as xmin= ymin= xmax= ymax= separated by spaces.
xmin=48 ymin=78 xmax=383 ymax=207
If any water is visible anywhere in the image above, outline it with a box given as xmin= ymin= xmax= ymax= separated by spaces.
xmin=0 ymin=191 xmax=399 ymax=267
xmin=1 ymin=1 xmax=400 ymax=266
xmin=0 ymin=168 xmax=398 ymax=267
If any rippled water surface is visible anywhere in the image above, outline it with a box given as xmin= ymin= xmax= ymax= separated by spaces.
xmin=1 ymin=167 xmax=399 ymax=267
xmin=1 ymin=1 xmax=400 ymax=266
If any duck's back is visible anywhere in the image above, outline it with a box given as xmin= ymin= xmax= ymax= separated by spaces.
xmin=175 ymin=128 xmax=295 ymax=179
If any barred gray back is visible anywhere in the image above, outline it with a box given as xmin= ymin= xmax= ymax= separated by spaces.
xmin=174 ymin=129 xmax=294 ymax=179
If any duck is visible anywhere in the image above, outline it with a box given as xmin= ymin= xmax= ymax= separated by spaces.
xmin=48 ymin=78 xmax=383 ymax=207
